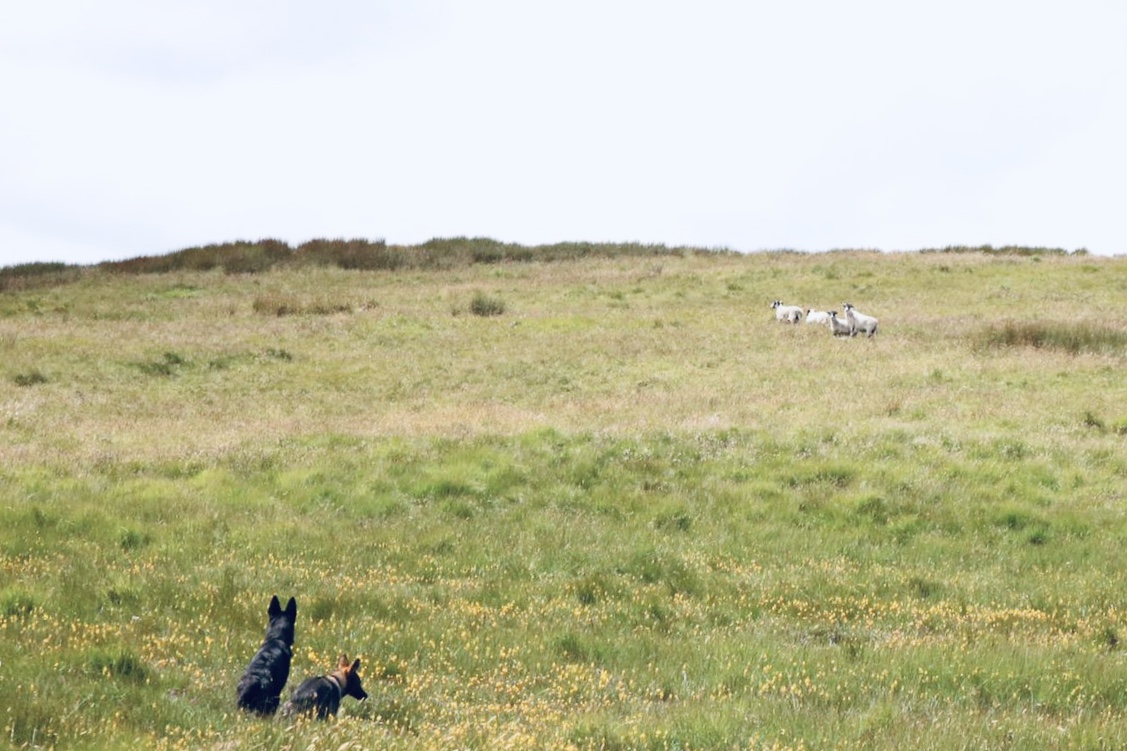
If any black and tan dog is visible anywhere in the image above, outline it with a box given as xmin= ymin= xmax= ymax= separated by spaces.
xmin=282 ymin=653 xmax=368 ymax=719
xmin=236 ymin=595 xmax=298 ymax=715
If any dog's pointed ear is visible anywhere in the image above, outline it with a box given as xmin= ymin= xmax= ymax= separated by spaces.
xmin=351 ymin=658 xmax=362 ymax=672
xmin=338 ymin=653 xmax=350 ymax=669
xmin=268 ymin=595 xmax=281 ymax=617
xmin=285 ymin=597 xmax=297 ymax=617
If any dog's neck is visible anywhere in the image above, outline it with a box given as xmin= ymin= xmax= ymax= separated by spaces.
xmin=326 ymin=671 xmax=345 ymax=694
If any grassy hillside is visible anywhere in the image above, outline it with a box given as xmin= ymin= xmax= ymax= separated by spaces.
xmin=2 ymin=246 xmax=1127 ymax=749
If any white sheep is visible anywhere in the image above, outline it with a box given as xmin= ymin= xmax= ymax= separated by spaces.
xmin=771 ymin=300 xmax=803 ymax=324
xmin=828 ymin=311 xmax=853 ymax=337
xmin=805 ymin=309 xmax=832 ymax=325
xmin=842 ymin=302 xmax=878 ymax=338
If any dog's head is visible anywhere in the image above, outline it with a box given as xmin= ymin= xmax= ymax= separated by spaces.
xmin=336 ymin=653 xmax=368 ymax=702
xmin=265 ymin=595 xmax=297 ymax=644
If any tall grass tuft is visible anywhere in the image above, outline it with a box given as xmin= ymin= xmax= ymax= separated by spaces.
xmin=976 ymin=320 xmax=1127 ymax=355
xmin=12 ymin=369 xmax=49 ymax=387
xmin=135 ymin=352 xmax=189 ymax=377
xmin=86 ymin=647 xmax=151 ymax=683
xmin=469 ymin=291 xmax=506 ymax=317
xmin=1 ymin=587 xmax=38 ymax=617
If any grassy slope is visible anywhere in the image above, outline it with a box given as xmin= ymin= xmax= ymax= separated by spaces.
xmin=1 ymin=249 xmax=1127 ymax=750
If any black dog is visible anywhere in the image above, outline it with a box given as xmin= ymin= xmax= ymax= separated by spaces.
xmin=282 ymin=653 xmax=368 ymax=719
xmin=236 ymin=595 xmax=297 ymax=715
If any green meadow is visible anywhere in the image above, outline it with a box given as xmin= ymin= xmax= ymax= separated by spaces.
xmin=2 ymin=242 xmax=1127 ymax=750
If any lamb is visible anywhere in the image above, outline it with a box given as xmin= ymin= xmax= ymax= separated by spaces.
xmin=842 ymin=302 xmax=878 ymax=338
xmin=828 ymin=311 xmax=853 ymax=337
xmin=771 ymin=300 xmax=803 ymax=324
xmin=805 ymin=309 xmax=832 ymax=325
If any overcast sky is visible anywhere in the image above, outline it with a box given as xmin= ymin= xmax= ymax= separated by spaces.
xmin=3 ymin=1 xmax=1125 ymax=266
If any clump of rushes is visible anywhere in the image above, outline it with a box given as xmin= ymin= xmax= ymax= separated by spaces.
xmin=976 ymin=320 xmax=1127 ymax=355
xmin=12 ymin=369 xmax=48 ymax=387
xmin=469 ymin=291 xmax=506 ymax=317
xmin=136 ymin=352 xmax=188 ymax=377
